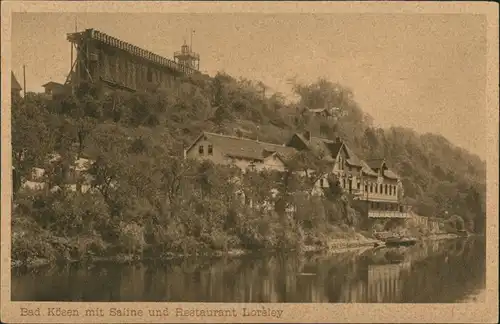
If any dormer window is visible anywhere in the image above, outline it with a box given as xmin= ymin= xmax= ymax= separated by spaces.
xmin=198 ymin=145 xmax=204 ymax=155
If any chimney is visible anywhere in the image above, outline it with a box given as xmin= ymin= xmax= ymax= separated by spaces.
xmin=304 ymin=131 xmax=311 ymax=141
xmin=335 ymin=136 xmax=342 ymax=144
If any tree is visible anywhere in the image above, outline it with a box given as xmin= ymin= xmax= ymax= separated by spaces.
xmin=268 ymin=92 xmax=285 ymax=113
xmin=11 ymin=96 xmax=54 ymax=194
xmin=445 ymin=214 xmax=465 ymax=232
xmin=87 ymin=124 xmax=132 ymax=218
xmin=286 ymin=150 xmax=331 ymax=195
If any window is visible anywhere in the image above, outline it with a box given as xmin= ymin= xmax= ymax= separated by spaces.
xmin=370 ymin=183 xmax=373 ymax=193
xmin=364 ymin=184 xmax=368 ymax=192
xmin=208 ymin=145 xmax=213 ymax=155
xmin=380 ymin=184 xmax=383 ymax=193
xmin=320 ymin=178 xmax=324 ymax=187
xmin=389 ymin=186 xmax=392 ymax=195
xmin=198 ymin=145 xmax=204 ymax=155
xmin=357 ymin=180 xmax=361 ymax=190
xmin=375 ymin=184 xmax=378 ymax=193
xmin=394 ymin=186 xmax=397 ymax=196
xmin=384 ymin=184 xmax=388 ymax=194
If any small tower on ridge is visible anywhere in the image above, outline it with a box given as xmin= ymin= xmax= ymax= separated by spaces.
xmin=174 ymin=37 xmax=200 ymax=70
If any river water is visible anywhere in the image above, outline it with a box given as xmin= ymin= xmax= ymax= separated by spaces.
xmin=12 ymin=237 xmax=485 ymax=302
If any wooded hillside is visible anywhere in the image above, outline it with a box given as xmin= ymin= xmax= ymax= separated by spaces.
xmin=11 ymin=72 xmax=486 ymax=265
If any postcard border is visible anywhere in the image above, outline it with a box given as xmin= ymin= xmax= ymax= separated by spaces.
xmin=1 ymin=1 xmax=498 ymax=323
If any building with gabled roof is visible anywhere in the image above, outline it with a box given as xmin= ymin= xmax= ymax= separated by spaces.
xmin=186 ymin=130 xmax=408 ymax=219
xmin=11 ymin=72 xmax=22 ymax=100
xmin=365 ymin=158 xmax=400 ymax=180
xmin=184 ymin=131 xmax=297 ymax=173
xmin=42 ymin=81 xmax=67 ymax=98
xmin=286 ymin=131 xmax=408 ymax=219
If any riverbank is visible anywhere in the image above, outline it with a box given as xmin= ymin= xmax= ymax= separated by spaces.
xmin=423 ymin=233 xmax=459 ymax=240
xmin=11 ymin=232 xmax=386 ymax=269
xmin=11 ymin=225 xmax=468 ymax=270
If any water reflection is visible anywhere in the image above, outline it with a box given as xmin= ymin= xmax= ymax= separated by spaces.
xmin=12 ymin=237 xmax=485 ymax=303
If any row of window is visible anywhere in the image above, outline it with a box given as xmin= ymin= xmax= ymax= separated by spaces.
xmin=315 ymin=176 xmax=399 ymax=196
xmin=369 ymin=201 xmax=403 ymax=212
xmin=339 ymin=178 xmax=397 ymax=196
xmin=198 ymin=145 xmax=213 ymax=155
xmin=195 ymin=150 xmax=398 ymax=197
xmin=364 ymin=182 xmax=398 ymax=196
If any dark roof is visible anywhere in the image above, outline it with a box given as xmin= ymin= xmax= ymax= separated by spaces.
xmin=188 ymin=131 xmax=401 ymax=179
xmin=365 ymin=158 xmax=400 ymax=179
xmin=187 ymin=132 xmax=297 ymax=162
xmin=366 ymin=158 xmax=386 ymax=170
xmin=360 ymin=160 xmax=379 ymax=177
xmin=292 ymin=133 xmax=338 ymax=162
xmin=342 ymin=144 xmax=363 ymax=167
xmin=11 ymin=72 xmax=22 ymax=91
xmin=325 ymin=142 xmax=343 ymax=158
xmin=42 ymin=81 xmax=65 ymax=88
xmin=384 ymin=169 xmax=400 ymax=180
xmin=290 ymin=133 xmax=400 ymax=179
xmin=293 ymin=133 xmax=364 ymax=167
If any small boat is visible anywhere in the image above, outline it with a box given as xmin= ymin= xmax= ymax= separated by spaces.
xmin=385 ymin=236 xmax=418 ymax=247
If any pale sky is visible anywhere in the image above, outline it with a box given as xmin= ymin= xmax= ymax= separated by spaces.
xmin=11 ymin=13 xmax=487 ymax=159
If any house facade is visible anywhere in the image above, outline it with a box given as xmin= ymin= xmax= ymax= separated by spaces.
xmin=186 ymin=131 xmax=408 ymax=219
xmin=184 ymin=132 xmax=296 ymax=173
xmin=19 ymin=155 xmax=94 ymax=193
xmin=42 ymin=81 xmax=67 ymax=98
xmin=285 ymin=132 xmax=408 ymax=219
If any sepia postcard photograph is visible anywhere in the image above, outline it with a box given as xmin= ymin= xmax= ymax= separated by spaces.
xmin=1 ymin=1 xmax=499 ymax=323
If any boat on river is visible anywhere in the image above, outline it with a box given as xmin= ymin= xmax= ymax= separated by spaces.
xmin=385 ymin=236 xmax=418 ymax=247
